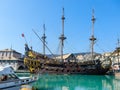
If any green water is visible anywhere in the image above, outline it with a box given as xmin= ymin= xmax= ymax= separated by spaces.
xmin=31 ymin=74 xmax=120 ymax=90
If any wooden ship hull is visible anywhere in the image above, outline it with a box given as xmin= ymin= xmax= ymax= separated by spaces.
xmin=24 ymin=51 xmax=111 ymax=75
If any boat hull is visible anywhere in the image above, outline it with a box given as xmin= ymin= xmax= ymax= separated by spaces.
xmin=24 ymin=57 xmax=111 ymax=75
xmin=0 ymin=77 xmax=37 ymax=89
xmin=0 ymin=65 xmax=38 ymax=89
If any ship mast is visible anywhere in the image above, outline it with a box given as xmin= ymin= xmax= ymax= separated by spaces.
xmin=59 ymin=8 xmax=66 ymax=61
xmin=90 ymin=9 xmax=96 ymax=60
xmin=42 ymin=24 xmax=47 ymax=56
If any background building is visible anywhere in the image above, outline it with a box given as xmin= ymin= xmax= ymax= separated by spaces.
xmin=0 ymin=48 xmax=25 ymax=71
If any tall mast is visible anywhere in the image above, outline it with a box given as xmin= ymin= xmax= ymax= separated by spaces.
xmin=89 ymin=9 xmax=96 ymax=59
xmin=42 ymin=24 xmax=46 ymax=56
xmin=59 ymin=8 xmax=66 ymax=61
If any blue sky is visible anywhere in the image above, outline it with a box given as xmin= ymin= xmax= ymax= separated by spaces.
xmin=0 ymin=0 xmax=120 ymax=54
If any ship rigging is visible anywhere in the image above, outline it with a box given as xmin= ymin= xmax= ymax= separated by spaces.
xmin=23 ymin=8 xmax=112 ymax=75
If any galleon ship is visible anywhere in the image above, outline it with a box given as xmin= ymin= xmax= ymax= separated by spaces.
xmin=24 ymin=47 xmax=111 ymax=75
xmin=23 ymin=8 xmax=112 ymax=75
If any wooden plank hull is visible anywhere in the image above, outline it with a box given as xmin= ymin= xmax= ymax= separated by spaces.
xmin=24 ymin=57 xmax=111 ymax=75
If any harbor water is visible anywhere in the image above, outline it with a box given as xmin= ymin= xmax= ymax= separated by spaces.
xmin=3 ymin=74 xmax=120 ymax=90
xmin=32 ymin=74 xmax=120 ymax=90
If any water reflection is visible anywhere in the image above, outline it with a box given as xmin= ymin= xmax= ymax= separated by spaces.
xmin=32 ymin=74 xmax=120 ymax=90
xmin=2 ymin=75 xmax=120 ymax=90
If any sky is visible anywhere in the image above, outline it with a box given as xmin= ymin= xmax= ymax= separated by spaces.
xmin=0 ymin=0 xmax=120 ymax=55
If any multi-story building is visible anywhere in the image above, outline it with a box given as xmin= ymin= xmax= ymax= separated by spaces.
xmin=103 ymin=51 xmax=120 ymax=65
xmin=0 ymin=48 xmax=25 ymax=71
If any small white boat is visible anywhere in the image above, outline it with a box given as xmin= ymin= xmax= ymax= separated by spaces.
xmin=0 ymin=65 xmax=38 ymax=89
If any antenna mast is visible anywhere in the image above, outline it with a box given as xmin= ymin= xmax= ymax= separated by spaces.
xmin=90 ymin=9 xmax=96 ymax=59
xmin=117 ymin=38 xmax=120 ymax=48
xmin=59 ymin=8 xmax=66 ymax=61
xmin=117 ymin=38 xmax=120 ymax=64
xmin=42 ymin=24 xmax=47 ymax=56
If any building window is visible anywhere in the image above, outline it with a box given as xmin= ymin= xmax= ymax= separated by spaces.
xmin=6 ymin=52 xmax=7 ymax=56
xmin=0 ymin=52 xmax=1 ymax=56
xmin=9 ymin=52 xmax=11 ymax=58
xmin=2 ymin=52 xmax=4 ymax=56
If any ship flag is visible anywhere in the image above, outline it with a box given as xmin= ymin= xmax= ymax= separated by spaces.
xmin=21 ymin=33 xmax=28 ymax=44
xmin=21 ymin=33 xmax=24 ymax=37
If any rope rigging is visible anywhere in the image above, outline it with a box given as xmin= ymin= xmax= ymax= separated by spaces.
xmin=32 ymin=29 xmax=56 ymax=58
